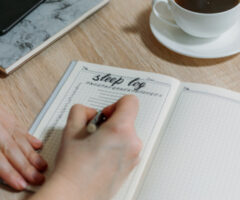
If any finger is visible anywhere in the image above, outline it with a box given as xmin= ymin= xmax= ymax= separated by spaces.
xmin=26 ymin=134 xmax=43 ymax=150
xmin=14 ymin=125 xmax=43 ymax=150
xmin=103 ymin=95 xmax=139 ymax=125
xmin=13 ymin=132 xmax=47 ymax=172
xmin=0 ymin=105 xmax=16 ymax=133
xmin=65 ymin=104 xmax=96 ymax=138
xmin=1 ymin=135 xmax=45 ymax=185
xmin=0 ymin=151 xmax=27 ymax=191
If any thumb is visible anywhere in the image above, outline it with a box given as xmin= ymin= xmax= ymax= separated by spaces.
xmin=64 ymin=105 xmax=97 ymax=138
xmin=103 ymin=95 xmax=139 ymax=126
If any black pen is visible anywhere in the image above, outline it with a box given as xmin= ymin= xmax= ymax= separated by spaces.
xmin=87 ymin=110 xmax=107 ymax=133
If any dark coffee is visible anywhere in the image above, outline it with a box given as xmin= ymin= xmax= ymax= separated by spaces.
xmin=175 ymin=0 xmax=239 ymax=13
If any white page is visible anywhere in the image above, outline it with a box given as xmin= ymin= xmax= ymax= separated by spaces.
xmin=31 ymin=62 xmax=180 ymax=198
xmin=137 ymin=83 xmax=240 ymax=200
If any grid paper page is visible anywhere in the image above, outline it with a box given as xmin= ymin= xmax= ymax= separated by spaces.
xmin=137 ymin=86 xmax=240 ymax=200
xmin=31 ymin=62 xmax=179 ymax=197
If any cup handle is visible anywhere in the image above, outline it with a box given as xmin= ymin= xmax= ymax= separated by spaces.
xmin=153 ymin=0 xmax=179 ymax=28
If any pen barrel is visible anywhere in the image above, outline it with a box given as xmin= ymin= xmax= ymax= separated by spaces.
xmin=87 ymin=111 xmax=107 ymax=133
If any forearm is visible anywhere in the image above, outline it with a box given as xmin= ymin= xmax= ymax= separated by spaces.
xmin=29 ymin=174 xmax=104 ymax=200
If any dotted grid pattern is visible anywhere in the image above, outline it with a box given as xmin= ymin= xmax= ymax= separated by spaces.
xmin=111 ymin=88 xmax=169 ymax=200
xmin=138 ymin=89 xmax=240 ymax=200
xmin=33 ymin=67 xmax=171 ymax=195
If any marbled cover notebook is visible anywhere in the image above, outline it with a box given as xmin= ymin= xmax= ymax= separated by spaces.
xmin=0 ymin=0 xmax=109 ymax=74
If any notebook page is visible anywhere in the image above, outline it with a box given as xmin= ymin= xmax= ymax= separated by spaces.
xmin=137 ymin=83 xmax=240 ymax=200
xmin=30 ymin=62 xmax=180 ymax=197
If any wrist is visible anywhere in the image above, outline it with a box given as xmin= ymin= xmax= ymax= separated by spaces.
xmin=30 ymin=173 xmax=81 ymax=200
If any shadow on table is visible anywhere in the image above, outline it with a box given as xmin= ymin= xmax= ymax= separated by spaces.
xmin=0 ymin=73 xmax=8 ymax=79
xmin=0 ymin=182 xmax=33 ymax=199
xmin=0 ymin=182 xmax=16 ymax=192
xmin=122 ymin=8 xmax=236 ymax=67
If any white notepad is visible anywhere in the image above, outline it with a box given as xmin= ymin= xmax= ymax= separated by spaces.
xmin=29 ymin=61 xmax=240 ymax=200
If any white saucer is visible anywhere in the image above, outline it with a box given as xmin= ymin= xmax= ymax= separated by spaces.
xmin=150 ymin=12 xmax=240 ymax=59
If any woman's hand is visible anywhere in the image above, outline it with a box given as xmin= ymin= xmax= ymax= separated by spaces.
xmin=30 ymin=95 xmax=142 ymax=200
xmin=0 ymin=105 xmax=47 ymax=190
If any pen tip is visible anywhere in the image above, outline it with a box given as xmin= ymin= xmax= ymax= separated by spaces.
xmin=87 ymin=124 xmax=97 ymax=133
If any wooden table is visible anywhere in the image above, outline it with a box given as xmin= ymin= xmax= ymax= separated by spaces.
xmin=1 ymin=0 xmax=240 ymax=199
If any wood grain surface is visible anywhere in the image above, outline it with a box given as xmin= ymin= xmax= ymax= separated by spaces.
xmin=1 ymin=0 xmax=240 ymax=199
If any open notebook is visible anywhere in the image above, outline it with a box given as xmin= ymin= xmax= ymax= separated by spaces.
xmin=29 ymin=61 xmax=240 ymax=199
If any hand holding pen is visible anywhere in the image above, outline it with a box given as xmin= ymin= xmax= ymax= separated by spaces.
xmin=33 ymin=95 xmax=142 ymax=200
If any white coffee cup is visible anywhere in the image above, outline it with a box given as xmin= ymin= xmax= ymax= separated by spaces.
xmin=152 ymin=0 xmax=240 ymax=38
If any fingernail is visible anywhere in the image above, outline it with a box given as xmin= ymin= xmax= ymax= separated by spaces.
xmin=32 ymin=172 xmax=45 ymax=185
xmin=18 ymin=178 xmax=27 ymax=189
xmin=33 ymin=137 xmax=42 ymax=144
xmin=36 ymin=158 xmax=48 ymax=172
